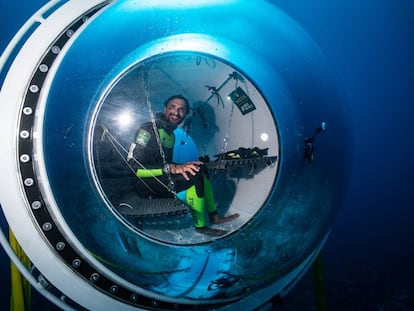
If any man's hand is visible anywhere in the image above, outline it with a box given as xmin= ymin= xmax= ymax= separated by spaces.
xmin=170 ymin=161 xmax=203 ymax=180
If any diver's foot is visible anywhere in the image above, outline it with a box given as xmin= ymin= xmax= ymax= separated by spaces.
xmin=212 ymin=213 xmax=240 ymax=225
xmin=196 ymin=227 xmax=228 ymax=237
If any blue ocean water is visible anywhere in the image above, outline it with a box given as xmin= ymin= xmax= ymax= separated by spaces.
xmin=272 ymin=1 xmax=414 ymax=309
xmin=0 ymin=0 xmax=413 ymax=310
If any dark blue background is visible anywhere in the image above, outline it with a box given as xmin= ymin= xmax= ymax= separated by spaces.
xmin=1 ymin=0 xmax=413 ymax=309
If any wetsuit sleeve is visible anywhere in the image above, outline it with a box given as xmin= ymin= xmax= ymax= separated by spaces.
xmin=129 ymin=123 xmax=165 ymax=176
xmin=136 ymin=168 xmax=163 ymax=178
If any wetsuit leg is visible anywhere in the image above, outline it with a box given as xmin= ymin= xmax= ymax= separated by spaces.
xmin=204 ymin=175 xmax=218 ymax=216
xmin=173 ymin=171 xmax=207 ymax=228
xmin=172 ymin=171 xmax=204 ymax=196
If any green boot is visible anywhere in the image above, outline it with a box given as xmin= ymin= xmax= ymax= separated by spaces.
xmin=186 ymin=185 xmax=207 ymax=228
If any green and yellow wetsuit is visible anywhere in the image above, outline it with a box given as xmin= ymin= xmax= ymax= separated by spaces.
xmin=128 ymin=113 xmax=218 ymax=228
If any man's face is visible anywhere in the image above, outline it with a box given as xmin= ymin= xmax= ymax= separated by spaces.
xmin=164 ymin=98 xmax=188 ymax=125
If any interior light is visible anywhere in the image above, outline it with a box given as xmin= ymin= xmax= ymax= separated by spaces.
xmin=261 ymin=132 xmax=269 ymax=142
xmin=116 ymin=111 xmax=133 ymax=129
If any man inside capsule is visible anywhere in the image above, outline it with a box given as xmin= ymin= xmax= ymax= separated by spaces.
xmin=127 ymin=95 xmax=239 ymax=236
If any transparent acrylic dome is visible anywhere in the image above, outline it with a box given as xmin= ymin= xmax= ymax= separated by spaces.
xmin=90 ymin=52 xmax=279 ymax=245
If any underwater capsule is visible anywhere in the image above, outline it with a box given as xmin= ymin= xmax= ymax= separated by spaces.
xmin=0 ymin=1 xmax=351 ymax=310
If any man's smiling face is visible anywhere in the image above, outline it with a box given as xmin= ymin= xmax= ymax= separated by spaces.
xmin=164 ymin=98 xmax=188 ymax=125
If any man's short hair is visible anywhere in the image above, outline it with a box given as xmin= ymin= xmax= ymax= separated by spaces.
xmin=164 ymin=94 xmax=190 ymax=113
